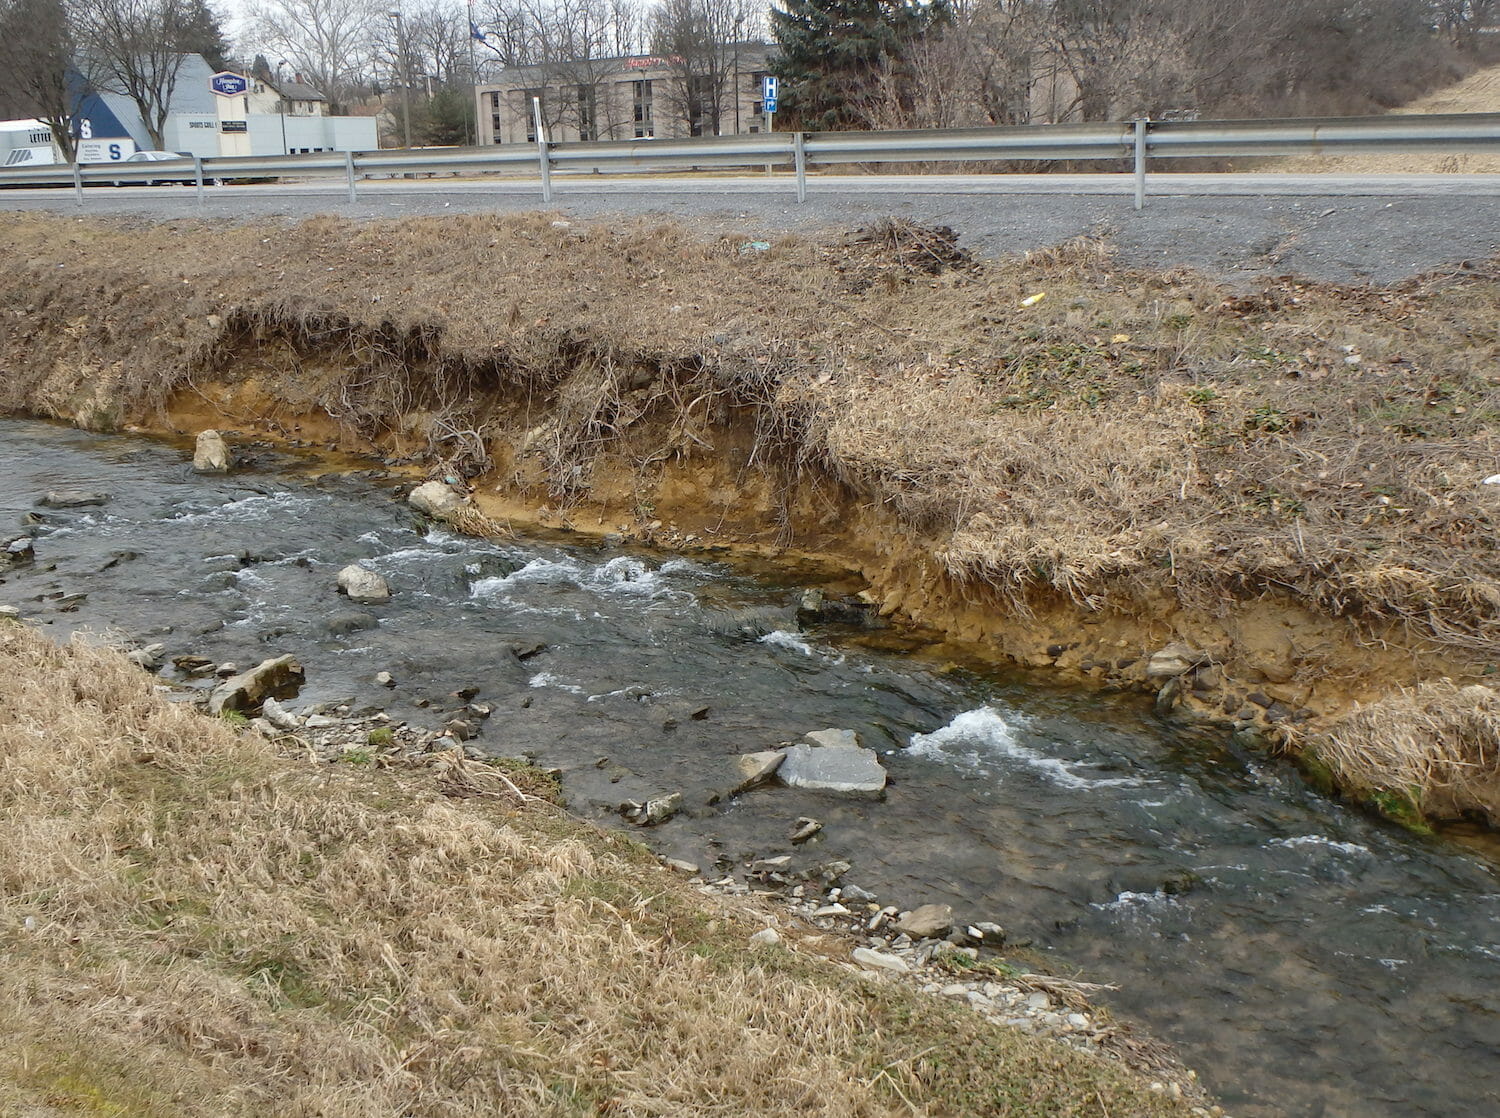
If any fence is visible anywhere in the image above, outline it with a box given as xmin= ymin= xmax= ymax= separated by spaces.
xmin=1 ymin=112 xmax=1496 ymax=209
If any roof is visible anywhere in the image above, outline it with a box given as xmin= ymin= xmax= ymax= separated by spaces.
xmin=266 ymin=77 xmax=326 ymax=103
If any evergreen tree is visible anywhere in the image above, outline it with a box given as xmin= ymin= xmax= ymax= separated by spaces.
xmin=769 ymin=0 xmax=948 ymax=130
xmin=181 ymin=0 xmax=233 ymax=71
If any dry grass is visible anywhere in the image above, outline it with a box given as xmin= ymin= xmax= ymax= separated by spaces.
xmin=1292 ymin=680 xmax=1500 ymax=822
xmin=1267 ymin=61 xmax=1500 ymax=174
xmin=0 ymin=621 xmax=1193 ymax=1117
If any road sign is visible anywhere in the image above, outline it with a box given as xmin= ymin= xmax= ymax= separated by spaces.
xmin=762 ymin=75 xmax=778 ymax=114
xmin=209 ymin=71 xmax=248 ymax=98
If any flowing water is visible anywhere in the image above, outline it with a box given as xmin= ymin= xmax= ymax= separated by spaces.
xmin=2 ymin=417 xmax=1498 ymax=1117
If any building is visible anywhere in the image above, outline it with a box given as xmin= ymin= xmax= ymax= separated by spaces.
xmin=476 ymin=45 xmax=774 ymax=146
xmin=246 ymin=72 xmax=327 ymax=119
xmin=69 ymin=54 xmax=375 ymax=160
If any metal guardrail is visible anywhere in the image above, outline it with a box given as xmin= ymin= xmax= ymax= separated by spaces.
xmin=3 ymin=112 xmax=1497 ymax=209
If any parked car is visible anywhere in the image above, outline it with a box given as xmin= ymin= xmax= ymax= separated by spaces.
xmin=112 ymin=151 xmax=222 ymax=187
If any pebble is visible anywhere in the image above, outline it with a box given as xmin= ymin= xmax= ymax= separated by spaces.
xmin=748 ymin=928 xmax=780 ymax=947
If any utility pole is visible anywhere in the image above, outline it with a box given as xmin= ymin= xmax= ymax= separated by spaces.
xmin=388 ymin=8 xmax=412 ymax=149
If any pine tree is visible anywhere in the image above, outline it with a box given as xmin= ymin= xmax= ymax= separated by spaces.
xmin=769 ymin=0 xmax=948 ymax=130
xmin=181 ymin=0 xmax=233 ymax=72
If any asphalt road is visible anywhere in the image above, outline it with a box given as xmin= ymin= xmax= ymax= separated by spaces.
xmin=4 ymin=172 xmax=1498 ymax=284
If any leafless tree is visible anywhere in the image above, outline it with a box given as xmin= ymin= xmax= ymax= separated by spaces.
xmin=240 ymin=0 xmax=383 ymax=112
xmin=404 ymin=0 xmax=474 ymax=85
xmin=648 ymin=0 xmax=757 ymax=135
xmin=72 ymin=0 xmax=197 ymax=149
xmin=0 ymin=0 xmax=84 ymax=158
xmin=475 ymin=0 xmax=640 ymax=137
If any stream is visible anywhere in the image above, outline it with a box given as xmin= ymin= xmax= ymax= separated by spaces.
xmin=2 ymin=417 xmax=1497 ymax=1117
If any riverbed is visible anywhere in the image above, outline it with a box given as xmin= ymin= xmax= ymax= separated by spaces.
xmin=2 ymin=417 xmax=1497 ymax=1117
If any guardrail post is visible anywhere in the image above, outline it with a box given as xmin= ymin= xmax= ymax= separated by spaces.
xmin=794 ymin=132 xmax=807 ymax=203
xmin=194 ymin=156 xmax=204 ymax=207
xmin=1133 ymin=118 xmax=1148 ymax=210
xmin=533 ymin=96 xmax=553 ymax=203
xmin=345 ymin=150 xmax=358 ymax=203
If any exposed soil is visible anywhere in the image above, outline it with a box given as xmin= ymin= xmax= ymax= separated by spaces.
xmin=3 ymin=209 xmax=1500 ymax=824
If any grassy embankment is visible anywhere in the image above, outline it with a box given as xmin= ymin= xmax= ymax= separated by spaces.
xmin=1 ymin=211 xmax=1499 ymax=823
xmin=1268 ymin=60 xmax=1500 ymax=174
xmin=0 ymin=621 xmax=1198 ymax=1117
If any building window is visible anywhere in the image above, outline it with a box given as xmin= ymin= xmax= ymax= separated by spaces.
xmin=576 ymin=84 xmax=596 ymax=142
xmin=687 ymin=74 xmax=714 ymax=136
xmin=490 ymin=92 xmax=501 ymax=111
xmin=491 ymin=113 xmax=502 ymax=142
xmin=518 ymin=88 xmax=544 ymax=141
xmin=631 ymin=79 xmax=653 ymax=138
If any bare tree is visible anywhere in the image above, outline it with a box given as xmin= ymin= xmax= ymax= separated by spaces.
xmin=0 ymin=0 xmax=84 ymax=158
xmin=649 ymin=0 xmax=752 ymax=136
xmin=475 ymin=0 xmax=639 ymax=138
xmin=73 ymin=0 xmax=197 ymax=150
xmin=405 ymin=0 xmax=474 ymax=85
xmin=241 ymin=0 xmax=383 ymax=112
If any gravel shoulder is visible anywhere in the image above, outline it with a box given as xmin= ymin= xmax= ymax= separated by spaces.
xmin=5 ymin=180 xmax=1498 ymax=285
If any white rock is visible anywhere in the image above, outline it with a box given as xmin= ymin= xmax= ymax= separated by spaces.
xmin=1484 ymin=474 xmax=1500 ymax=486
xmin=852 ymin=947 xmax=909 ymax=973
xmin=749 ymin=928 xmax=780 ymax=947
xmin=261 ymin=696 xmax=302 ymax=730
xmin=337 ymin=564 xmax=391 ymax=603
xmin=192 ymin=429 xmax=231 ymax=473
xmin=408 ymin=481 xmax=466 ymax=518
xmin=1024 ymin=991 xmax=1050 ymax=1010
xmin=663 ymin=858 xmax=700 ymax=875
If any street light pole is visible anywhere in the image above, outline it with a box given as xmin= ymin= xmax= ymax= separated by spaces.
xmin=275 ymin=59 xmax=288 ymax=154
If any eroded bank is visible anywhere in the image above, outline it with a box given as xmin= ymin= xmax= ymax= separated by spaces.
xmin=3 ymin=210 xmax=1499 ymax=822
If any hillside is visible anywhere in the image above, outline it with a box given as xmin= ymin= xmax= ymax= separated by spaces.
xmin=1270 ymin=62 xmax=1500 ymax=173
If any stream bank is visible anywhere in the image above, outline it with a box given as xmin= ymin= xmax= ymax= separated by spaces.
xmin=2 ymin=620 xmax=1211 ymax=1118
xmin=4 ymin=211 xmax=1500 ymax=825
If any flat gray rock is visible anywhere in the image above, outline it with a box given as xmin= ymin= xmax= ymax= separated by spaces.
xmin=38 ymin=490 xmax=110 ymax=508
xmin=803 ymin=727 xmax=860 ymax=749
xmin=778 ymin=740 xmax=886 ymax=796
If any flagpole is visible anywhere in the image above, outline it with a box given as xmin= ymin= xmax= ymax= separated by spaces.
xmin=467 ymin=0 xmax=481 ymax=146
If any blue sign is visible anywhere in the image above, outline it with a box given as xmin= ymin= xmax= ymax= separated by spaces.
xmin=209 ymin=71 xmax=248 ymax=97
xmin=762 ymin=76 xmax=778 ymax=113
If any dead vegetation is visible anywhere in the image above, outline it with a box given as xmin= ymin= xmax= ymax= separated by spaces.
xmin=3 ymin=210 xmax=1500 ymax=817
xmin=0 ymin=622 xmax=1195 ymax=1117
xmin=1290 ymin=681 xmax=1500 ymax=824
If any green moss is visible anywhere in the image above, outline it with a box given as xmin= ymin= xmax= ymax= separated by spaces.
xmin=1366 ymin=789 xmax=1435 ymax=836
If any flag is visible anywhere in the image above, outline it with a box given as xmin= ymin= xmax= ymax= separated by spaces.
xmin=470 ymin=20 xmax=486 ymax=41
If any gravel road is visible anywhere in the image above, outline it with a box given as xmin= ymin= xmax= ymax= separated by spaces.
xmin=5 ymin=176 xmax=1497 ymax=285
